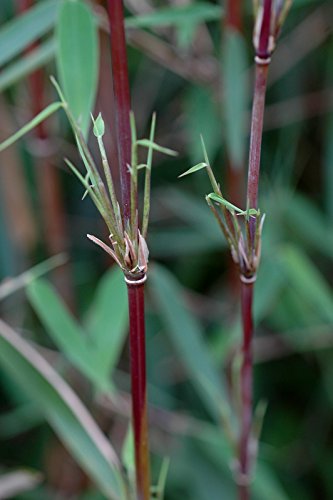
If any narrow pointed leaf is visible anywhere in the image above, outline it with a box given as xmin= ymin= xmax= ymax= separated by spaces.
xmin=84 ymin=268 xmax=128 ymax=377
xmin=0 ymin=102 xmax=63 ymax=152
xmin=149 ymin=264 xmax=230 ymax=422
xmin=0 ymin=38 xmax=55 ymax=92
xmin=222 ymin=29 xmax=248 ymax=169
xmin=136 ymin=139 xmax=178 ymax=156
xmin=56 ymin=0 xmax=99 ymax=139
xmin=0 ymin=0 xmax=58 ymax=67
xmin=0 ymin=319 xmax=125 ymax=499
xmin=125 ymin=3 xmax=223 ymax=29
xmin=27 ymin=279 xmax=113 ymax=392
xmin=178 ymin=162 xmax=208 ymax=178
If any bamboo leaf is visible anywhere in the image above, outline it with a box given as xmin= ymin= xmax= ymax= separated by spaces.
xmin=125 ymin=3 xmax=222 ymax=29
xmin=0 ymin=102 xmax=63 ymax=152
xmin=0 ymin=38 xmax=55 ymax=92
xmin=0 ymin=319 xmax=125 ymax=499
xmin=84 ymin=268 xmax=128 ymax=378
xmin=0 ymin=254 xmax=67 ymax=302
xmin=0 ymin=0 xmax=58 ymax=67
xmin=222 ymin=29 xmax=248 ymax=169
xmin=136 ymin=139 xmax=178 ymax=157
xmin=26 ymin=279 xmax=113 ymax=393
xmin=149 ymin=264 xmax=231 ymax=423
xmin=278 ymin=245 xmax=333 ymax=324
xmin=56 ymin=0 xmax=99 ymax=139
xmin=178 ymin=162 xmax=208 ymax=178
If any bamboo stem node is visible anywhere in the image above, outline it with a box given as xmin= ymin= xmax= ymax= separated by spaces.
xmin=240 ymin=274 xmax=257 ymax=284
xmin=124 ymin=274 xmax=147 ymax=286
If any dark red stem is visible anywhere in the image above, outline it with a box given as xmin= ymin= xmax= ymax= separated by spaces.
xmin=246 ymin=64 xmax=269 ymax=210
xmin=107 ymin=0 xmax=132 ymax=223
xmin=239 ymin=282 xmax=254 ymax=500
xmin=127 ymin=282 xmax=151 ymax=500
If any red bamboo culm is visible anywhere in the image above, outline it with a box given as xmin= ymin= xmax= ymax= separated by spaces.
xmin=107 ymin=0 xmax=132 ymax=223
xmin=107 ymin=2 xmax=151 ymax=499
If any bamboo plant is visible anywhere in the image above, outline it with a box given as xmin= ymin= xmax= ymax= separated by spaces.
xmin=180 ymin=1 xmax=292 ymax=498
xmin=0 ymin=48 xmax=175 ymax=500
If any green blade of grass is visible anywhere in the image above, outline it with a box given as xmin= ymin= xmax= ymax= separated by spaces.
xmin=149 ymin=264 xmax=232 ymax=425
xmin=0 ymin=319 xmax=125 ymax=499
xmin=56 ymin=0 xmax=99 ymax=139
xmin=0 ymin=102 xmax=63 ymax=152
xmin=0 ymin=0 xmax=58 ymax=67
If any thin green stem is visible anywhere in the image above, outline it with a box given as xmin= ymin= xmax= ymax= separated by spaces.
xmin=142 ymin=113 xmax=156 ymax=239
xmin=130 ymin=111 xmax=138 ymax=242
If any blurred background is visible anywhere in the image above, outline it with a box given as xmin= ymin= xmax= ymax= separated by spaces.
xmin=0 ymin=0 xmax=333 ymax=498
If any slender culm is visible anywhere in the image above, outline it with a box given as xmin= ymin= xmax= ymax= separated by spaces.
xmin=239 ymin=281 xmax=254 ymax=500
xmin=239 ymin=2 xmax=289 ymax=498
xmin=107 ymin=2 xmax=151 ymax=499
xmin=107 ymin=0 xmax=132 ymax=223
xmin=127 ymin=278 xmax=150 ymax=500
xmin=246 ymin=64 xmax=269 ymax=210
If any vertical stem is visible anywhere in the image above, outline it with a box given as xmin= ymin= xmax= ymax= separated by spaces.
xmin=107 ymin=0 xmax=132 ymax=224
xmin=127 ymin=281 xmax=151 ymax=500
xmin=239 ymin=282 xmax=254 ymax=500
xmin=246 ymin=64 xmax=269 ymax=210
xmin=107 ymin=2 xmax=150 ymax=497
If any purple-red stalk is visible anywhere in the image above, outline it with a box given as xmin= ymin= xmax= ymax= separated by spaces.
xmin=246 ymin=64 xmax=269 ymax=210
xmin=239 ymin=2 xmax=272 ymax=499
xmin=239 ymin=282 xmax=254 ymax=500
xmin=127 ymin=280 xmax=150 ymax=500
xmin=107 ymin=0 xmax=132 ymax=223
xmin=107 ymin=2 xmax=151 ymax=499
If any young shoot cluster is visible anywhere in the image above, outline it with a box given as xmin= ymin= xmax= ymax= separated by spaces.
xmin=0 ymin=77 xmax=177 ymax=280
xmin=179 ymin=137 xmax=265 ymax=281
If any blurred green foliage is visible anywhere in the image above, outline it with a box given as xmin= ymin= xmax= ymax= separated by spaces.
xmin=0 ymin=0 xmax=332 ymax=499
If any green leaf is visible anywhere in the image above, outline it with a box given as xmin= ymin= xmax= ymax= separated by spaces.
xmin=278 ymin=245 xmax=333 ymax=324
xmin=0 ymin=254 xmax=67 ymax=302
xmin=121 ymin=425 xmax=135 ymax=483
xmin=125 ymin=3 xmax=223 ymax=29
xmin=136 ymin=139 xmax=178 ymax=156
xmin=149 ymin=264 xmax=231 ymax=423
xmin=84 ymin=268 xmax=128 ymax=379
xmin=56 ymin=0 xmax=99 ymax=139
xmin=0 ymin=0 xmax=58 ymax=68
xmin=286 ymin=192 xmax=333 ymax=260
xmin=26 ymin=279 xmax=113 ymax=393
xmin=184 ymin=86 xmax=221 ymax=164
xmin=222 ymin=29 xmax=248 ymax=169
xmin=178 ymin=162 xmax=208 ymax=178
xmin=0 ymin=38 xmax=55 ymax=92
xmin=254 ymin=462 xmax=290 ymax=500
xmin=0 ymin=319 xmax=125 ymax=499
xmin=0 ymin=102 xmax=63 ymax=152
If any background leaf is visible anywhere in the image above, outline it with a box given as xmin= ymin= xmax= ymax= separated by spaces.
xmin=0 ymin=319 xmax=125 ymax=499
xmin=56 ymin=0 xmax=99 ymax=138
xmin=0 ymin=0 xmax=57 ymax=67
